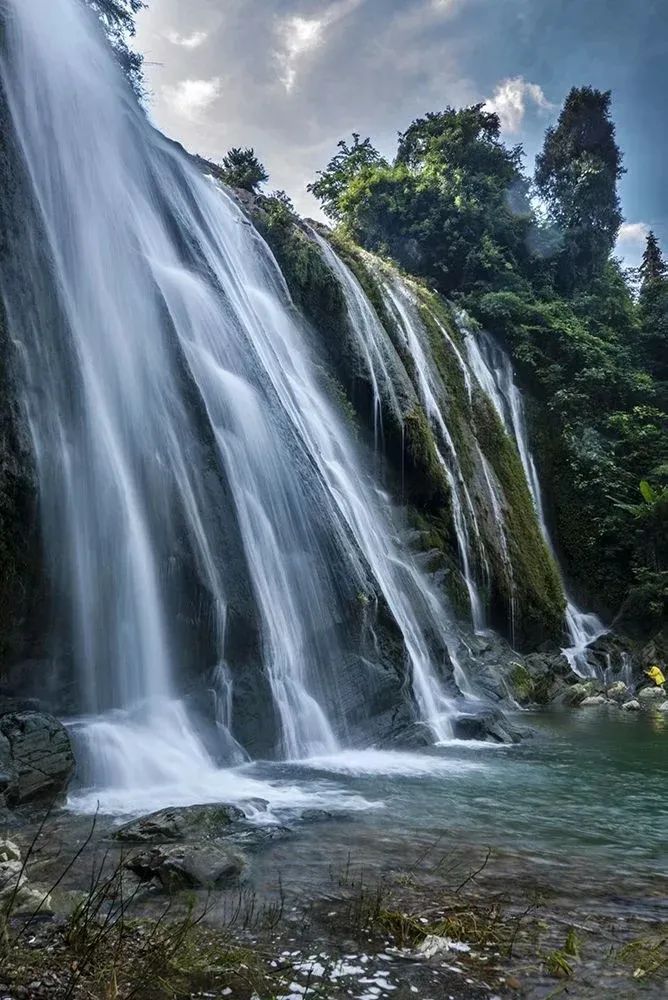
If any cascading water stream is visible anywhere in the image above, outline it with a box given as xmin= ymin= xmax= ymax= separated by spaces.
xmin=310 ymin=231 xmax=403 ymax=450
xmin=0 ymin=0 xmax=467 ymax=804
xmin=461 ymin=316 xmax=607 ymax=676
xmin=379 ymin=276 xmax=489 ymax=633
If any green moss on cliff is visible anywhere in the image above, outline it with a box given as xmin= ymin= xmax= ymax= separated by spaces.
xmin=474 ymin=391 xmax=565 ymax=645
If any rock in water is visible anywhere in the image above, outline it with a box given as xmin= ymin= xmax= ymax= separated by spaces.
xmin=0 ymin=712 xmax=74 ymax=806
xmin=606 ymin=681 xmax=628 ymax=702
xmin=580 ymin=695 xmax=608 ymax=707
xmin=637 ymin=687 xmax=666 ymax=705
xmin=621 ymin=700 xmax=641 ymax=711
xmin=558 ymin=682 xmax=593 ymax=707
xmin=113 ymin=803 xmax=247 ymax=843
xmin=125 ymin=842 xmax=246 ymax=890
xmin=452 ymin=709 xmax=524 ymax=744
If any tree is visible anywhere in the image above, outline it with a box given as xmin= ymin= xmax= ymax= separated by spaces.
xmin=535 ymin=87 xmax=624 ymax=292
xmin=639 ymin=231 xmax=667 ymax=291
xmin=87 ymin=0 xmax=145 ymax=33
xmin=219 ymin=148 xmax=268 ymax=193
xmin=313 ymin=107 xmax=533 ymax=293
xmin=637 ymin=231 xmax=668 ymax=383
xmin=396 ymin=105 xmax=509 ymax=176
xmin=307 ymin=134 xmax=387 ymax=221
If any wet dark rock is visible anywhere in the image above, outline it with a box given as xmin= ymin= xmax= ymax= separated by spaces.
xmin=226 ymin=825 xmax=292 ymax=850
xmin=300 ymin=809 xmax=337 ymax=823
xmin=637 ymin=686 xmax=666 ymax=705
xmin=0 ymin=711 xmax=74 ymax=806
xmin=113 ymin=802 xmax=246 ymax=844
xmin=606 ymin=681 xmax=629 ymax=702
xmin=553 ymin=681 xmax=594 ymax=707
xmin=452 ymin=709 xmax=525 ymax=744
xmin=0 ymin=696 xmax=43 ymax=715
xmin=125 ymin=841 xmax=246 ymax=890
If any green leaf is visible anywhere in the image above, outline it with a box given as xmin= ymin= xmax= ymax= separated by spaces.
xmin=639 ymin=480 xmax=656 ymax=504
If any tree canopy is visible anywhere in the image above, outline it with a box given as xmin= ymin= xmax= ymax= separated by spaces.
xmin=307 ymin=134 xmax=387 ymax=221
xmin=219 ymin=148 xmax=269 ymax=193
xmin=535 ymin=87 xmax=624 ymax=292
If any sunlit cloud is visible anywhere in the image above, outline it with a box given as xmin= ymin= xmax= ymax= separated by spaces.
xmin=616 ymin=221 xmax=650 ymax=267
xmin=165 ymin=29 xmax=209 ymax=50
xmin=278 ymin=16 xmax=325 ymax=92
xmin=162 ymin=78 xmax=222 ymax=118
xmin=484 ymin=76 xmax=554 ymax=133
xmin=275 ymin=0 xmax=364 ymax=93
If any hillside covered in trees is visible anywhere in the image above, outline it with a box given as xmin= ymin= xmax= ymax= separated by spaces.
xmin=299 ymin=90 xmax=666 ymax=639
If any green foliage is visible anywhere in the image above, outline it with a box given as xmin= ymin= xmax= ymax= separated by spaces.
xmin=312 ymin=106 xmax=533 ymax=296
xmin=535 ymin=87 xmax=624 ymax=293
xmin=219 ymin=147 xmax=268 ymax=193
xmin=639 ymin=230 xmax=667 ymax=288
xmin=307 ymin=134 xmax=387 ymax=221
xmin=637 ymin=231 xmax=668 ymax=382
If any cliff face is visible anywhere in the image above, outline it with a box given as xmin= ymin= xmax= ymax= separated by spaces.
xmin=255 ymin=198 xmax=565 ymax=650
xmin=0 ymin=78 xmax=45 ymax=681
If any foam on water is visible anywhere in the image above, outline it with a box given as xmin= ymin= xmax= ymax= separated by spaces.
xmin=296 ymin=748 xmax=487 ymax=776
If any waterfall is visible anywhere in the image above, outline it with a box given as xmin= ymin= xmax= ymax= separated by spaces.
xmin=378 ymin=276 xmax=489 ymax=632
xmin=0 ymin=0 xmax=466 ymax=802
xmin=310 ymin=231 xmax=403 ymax=449
xmin=461 ymin=317 xmax=607 ymax=676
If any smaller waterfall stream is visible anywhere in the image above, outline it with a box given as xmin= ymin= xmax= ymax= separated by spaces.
xmin=462 ymin=318 xmax=607 ymax=675
xmin=379 ymin=277 xmax=488 ymax=632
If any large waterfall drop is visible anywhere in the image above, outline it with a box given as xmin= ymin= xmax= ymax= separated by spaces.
xmin=0 ymin=0 xmax=470 ymax=807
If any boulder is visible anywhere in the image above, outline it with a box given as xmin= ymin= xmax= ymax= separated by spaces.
xmin=637 ymin=686 xmax=666 ymax=704
xmin=113 ymin=803 xmax=246 ymax=844
xmin=0 ymin=839 xmax=21 ymax=863
xmin=606 ymin=681 xmax=628 ymax=702
xmin=555 ymin=682 xmax=592 ymax=707
xmin=125 ymin=842 xmax=246 ymax=890
xmin=656 ymin=701 xmax=668 ymax=713
xmin=0 ymin=712 xmax=74 ymax=806
xmin=0 ymin=849 xmax=53 ymax=916
xmin=621 ymin=700 xmax=641 ymax=711
xmin=580 ymin=695 xmax=608 ymax=707
xmin=452 ymin=709 xmax=524 ymax=744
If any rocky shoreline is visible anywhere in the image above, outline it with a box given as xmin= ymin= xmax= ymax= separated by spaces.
xmin=1 ymin=796 xmax=666 ymax=999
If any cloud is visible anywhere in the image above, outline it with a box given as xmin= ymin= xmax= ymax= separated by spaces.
xmin=277 ymin=16 xmax=325 ymax=92
xmin=275 ymin=0 xmax=364 ymax=93
xmin=616 ymin=221 xmax=649 ymax=266
xmin=162 ymin=78 xmax=222 ymax=118
xmin=617 ymin=221 xmax=650 ymax=246
xmin=484 ymin=76 xmax=554 ymax=133
xmin=166 ymin=29 xmax=209 ymax=50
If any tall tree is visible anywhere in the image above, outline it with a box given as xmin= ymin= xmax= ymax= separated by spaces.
xmin=637 ymin=231 xmax=668 ymax=383
xmin=219 ymin=148 xmax=268 ymax=193
xmin=639 ymin=230 xmax=667 ymax=291
xmin=535 ymin=87 xmax=624 ymax=292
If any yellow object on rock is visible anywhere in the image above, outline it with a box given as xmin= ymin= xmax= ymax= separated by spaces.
xmin=645 ymin=665 xmax=666 ymax=687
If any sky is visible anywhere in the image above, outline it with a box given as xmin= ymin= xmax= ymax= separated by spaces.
xmin=135 ymin=0 xmax=668 ymax=268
